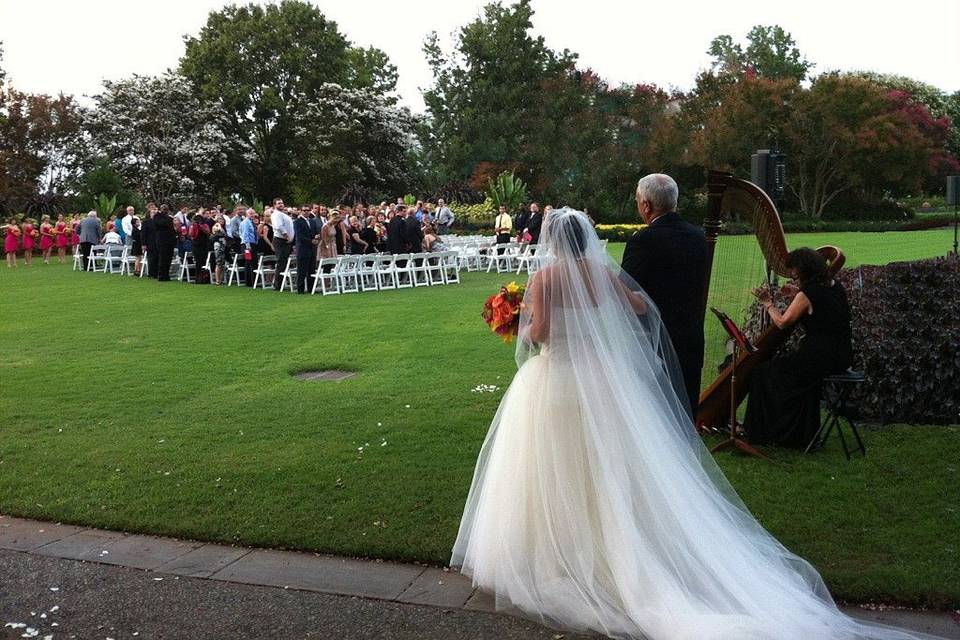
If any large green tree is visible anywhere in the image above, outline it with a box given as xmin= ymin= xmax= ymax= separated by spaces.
xmin=708 ymin=25 xmax=813 ymax=82
xmin=421 ymin=0 xmax=576 ymax=187
xmin=179 ymin=0 xmax=398 ymax=200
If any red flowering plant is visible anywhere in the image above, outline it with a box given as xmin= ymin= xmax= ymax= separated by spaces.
xmin=482 ymin=281 xmax=526 ymax=343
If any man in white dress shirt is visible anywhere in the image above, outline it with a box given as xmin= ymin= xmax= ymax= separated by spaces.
xmin=122 ymin=206 xmax=135 ymax=247
xmin=270 ymin=198 xmax=295 ymax=291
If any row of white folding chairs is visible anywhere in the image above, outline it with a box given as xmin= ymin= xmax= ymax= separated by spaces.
xmin=83 ymin=244 xmax=141 ymax=275
xmin=312 ymin=252 xmax=461 ymax=295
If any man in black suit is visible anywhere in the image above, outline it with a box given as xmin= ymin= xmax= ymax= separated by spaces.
xmin=514 ymin=205 xmax=530 ymax=243
xmin=404 ymin=208 xmax=424 ymax=253
xmin=293 ymin=211 xmax=316 ymax=294
xmin=154 ymin=204 xmax=177 ymax=281
xmin=525 ymin=203 xmax=543 ymax=244
xmin=140 ymin=205 xmax=158 ymax=278
xmin=621 ymin=173 xmax=708 ymax=416
xmin=386 ymin=207 xmax=406 ymax=254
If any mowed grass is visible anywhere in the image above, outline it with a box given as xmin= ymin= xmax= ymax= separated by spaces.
xmin=0 ymin=227 xmax=957 ymax=608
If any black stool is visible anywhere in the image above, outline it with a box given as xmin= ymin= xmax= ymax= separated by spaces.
xmin=805 ymin=369 xmax=867 ymax=459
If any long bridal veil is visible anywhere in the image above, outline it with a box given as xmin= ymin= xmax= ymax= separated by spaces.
xmin=451 ymin=208 xmax=943 ymax=640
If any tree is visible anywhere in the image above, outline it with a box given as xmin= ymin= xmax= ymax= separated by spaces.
xmin=0 ymin=42 xmax=6 ymax=86
xmin=179 ymin=0 xmax=398 ymax=199
xmin=421 ymin=0 xmax=576 ymax=185
xmin=783 ymin=75 xmax=936 ymax=217
xmin=708 ymin=25 xmax=813 ymax=82
xmin=85 ymin=73 xmax=232 ymax=204
xmin=0 ymin=86 xmax=86 ymax=214
xmin=289 ymin=84 xmax=416 ymax=202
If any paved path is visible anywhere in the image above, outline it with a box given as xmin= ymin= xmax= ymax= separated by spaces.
xmin=2 ymin=515 xmax=958 ymax=639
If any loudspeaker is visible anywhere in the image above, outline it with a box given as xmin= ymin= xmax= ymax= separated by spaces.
xmin=751 ymin=150 xmax=787 ymax=206
xmin=947 ymin=176 xmax=960 ymax=206
xmin=751 ymin=151 xmax=770 ymax=195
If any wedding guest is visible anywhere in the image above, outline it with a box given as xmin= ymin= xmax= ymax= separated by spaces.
xmin=515 ymin=205 xmax=530 ymax=243
xmin=318 ymin=209 xmax=340 ymax=269
xmin=494 ymin=205 xmax=512 ymax=248
xmin=270 ymin=199 xmax=295 ymax=290
xmin=141 ymin=204 xmax=158 ymax=278
xmin=240 ymin=208 xmax=258 ymax=287
xmin=744 ymin=248 xmax=853 ymax=448
xmin=435 ymin=199 xmax=455 ymax=234
xmin=154 ymin=204 xmax=177 ymax=281
xmin=3 ymin=217 xmax=20 ymax=268
xmin=39 ymin=215 xmax=54 ymax=263
xmin=190 ymin=213 xmax=211 ymax=284
xmin=423 ymin=224 xmax=446 ymax=252
xmin=405 ymin=207 xmax=424 ymax=253
xmin=361 ymin=216 xmax=379 ymax=254
xmin=525 ymin=203 xmax=544 ymax=244
xmin=226 ymin=205 xmax=243 ymax=260
xmin=334 ymin=206 xmax=350 ymax=255
xmin=210 ymin=220 xmax=227 ymax=285
xmin=293 ymin=208 xmax=316 ymax=293
xmin=257 ymin=209 xmax=275 ymax=257
xmin=70 ymin=215 xmax=80 ymax=249
xmin=102 ymin=224 xmax=122 ymax=245
xmin=77 ymin=211 xmax=102 ymax=271
xmin=386 ymin=206 xmax=406 ymax=254
xmin=347 ymin=215 xmax=368 ymax=254
xmin=175 ymin=216 xmax=192 ymax=261
xmin=21 ymin=218 xmax=36 ymax=266
xmin=130 ymin=216 xmax=143 ymax=275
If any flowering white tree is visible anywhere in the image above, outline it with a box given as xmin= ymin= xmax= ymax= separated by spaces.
xmin=85 ymin=73 xmax=238 ymax=203
xmin=291 ymin=83 xmax=417 ymax=199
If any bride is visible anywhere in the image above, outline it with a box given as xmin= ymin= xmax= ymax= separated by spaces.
xmin=451 ymin=208 xmax=944 ymax=640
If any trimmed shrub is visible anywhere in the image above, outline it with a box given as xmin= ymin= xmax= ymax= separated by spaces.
xmin=595 ymin=224 xmax=648 ymax=242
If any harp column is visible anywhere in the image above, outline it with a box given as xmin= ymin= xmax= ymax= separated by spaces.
xmin=702 ymin=170 xmax=726 ymax=312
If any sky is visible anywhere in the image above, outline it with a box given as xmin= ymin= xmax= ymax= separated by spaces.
xmin=2 ymin=0 xmax=958 ymax=112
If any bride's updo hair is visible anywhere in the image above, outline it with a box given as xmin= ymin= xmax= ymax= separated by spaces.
xmin=543 ymin=208 xmax=589 ymax=260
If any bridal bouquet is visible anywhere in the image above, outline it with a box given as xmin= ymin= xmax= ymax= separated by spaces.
xmin=482 ymin=282 xmax=526 ymax=343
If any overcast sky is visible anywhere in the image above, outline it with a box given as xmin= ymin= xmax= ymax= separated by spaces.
xmin=2 ymin=0 xmax=958 ymax=112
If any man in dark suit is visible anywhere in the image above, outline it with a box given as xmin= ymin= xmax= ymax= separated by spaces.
xmin=293 ymin=211 xmax=316 ymax=294
xmin=140 ymin=205 xmax=158 ymax=278
xmin=386 ymin=207 xmax=406 ymax=254
xmin=525 ymin=203 xmax=543 ymax=244
xmin=154 ymin=204 xmax=177 ymax=281
xmin=621 ymin=173 xmax=708 ymax=416
xmin=514 ymin=205 xmax=530 ymax=243
xmin=404 ymin=208 xmax=424 ymax=253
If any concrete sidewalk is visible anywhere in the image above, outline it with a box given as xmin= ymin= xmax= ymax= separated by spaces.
xmin=2 ymin=514 xmax=958 ymax=639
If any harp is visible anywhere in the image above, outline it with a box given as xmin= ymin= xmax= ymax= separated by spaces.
xmin=695 ymin=170 xmax=845 ymax=431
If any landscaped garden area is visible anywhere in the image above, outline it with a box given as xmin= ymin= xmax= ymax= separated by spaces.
xmin=1 ymin=228 xmax=957 ymax=609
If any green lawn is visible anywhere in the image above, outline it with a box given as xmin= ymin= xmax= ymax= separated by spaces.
xmin=0 ymin=227 xmax=956 ymax=609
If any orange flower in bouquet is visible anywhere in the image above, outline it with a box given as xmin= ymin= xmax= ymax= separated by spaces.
xmin=482 ymin=282 xmax=526 ymax=343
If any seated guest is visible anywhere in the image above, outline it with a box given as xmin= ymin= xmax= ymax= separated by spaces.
xmin=743 ymin=248 xmax=853 ymax=448
xmin=189 ymin=213 xmax=211 ymax=283
xmin=423 ymin=224 xmax=446 ymax=252
xmin=102 ymin=224 xmax=122 ymax=245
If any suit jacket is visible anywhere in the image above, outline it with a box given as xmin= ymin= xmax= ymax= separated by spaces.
xmin=621 ymin=212 xmax=708 ymax=409
xmin=293 ymin=217 xmax=314 ymax=252
xmin=526 ymin=212 xmax=543 ymax=243
xmin=141 ymin=216 xmax=157 ymax=251
xmin=515 ymin=210 xmax=530 ymax=237
xmin=386 ymin=216 xmax=405 ymax=254
xmin=78 ymin=217 xmax=102 ymax=244
xmin=153 ymin=212 xmax=176 ymax=248
xmin=404 ymin=216 xmax=424 ymax=252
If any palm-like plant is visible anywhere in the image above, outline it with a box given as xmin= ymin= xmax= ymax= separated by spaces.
xmin=95 ymin=193 xmax=117 ymax=219
xmin=486 ymin=171 xmax=528 ymax=212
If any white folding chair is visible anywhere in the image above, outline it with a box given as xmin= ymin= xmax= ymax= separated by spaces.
xmin=279 ymin=256 xmax=298 ymax=292
xmin=313 ymin=257 xmax=340 ymax=295
xmin=226 ymin=253 xmax=240 ymax=286
xmin=411 ymin=253 xmax=431 ymax=287
xmin=169 ymin=249 xmax=182 ymax=280
xmin=425 ymin=253 xmax=445 ymax=285
xmin=375 ymin=254 xmax=397 ymax=290
xmin=119 ymin=247 xmax=138 ymax=275
xmin=139 ymin=250 xmax=149 ymax=278
xmin=359 ymin=255 xmax=380 ymax=291
xmin=201 ymin=253 xmax=214 ymax=283
xmin=441 ymin=250 xmax=461 ymax=284
xmin=253 ymin=255 xmax=277 ymax=289
xmin=338 ymin=255 xmax=360 ymax=294
xmin=72 ymin=245 xmax=83 ymax=271
xmin=87 ymin=245 xmax=108 ymax=272
xmin=393 ymin=254 xmax=413 ymax=288
xmin=178 ymin=251 xmax=195 ymax=282
xmin=516 ymin=244 xmax=539 ymax=274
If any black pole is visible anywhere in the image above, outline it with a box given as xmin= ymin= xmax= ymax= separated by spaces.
xmin=953 ymin=203 xmax=958 ymax=256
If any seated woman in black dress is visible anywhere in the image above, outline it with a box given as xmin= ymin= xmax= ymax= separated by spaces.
xmin=743 ymin=247 xmax=853 ymax=448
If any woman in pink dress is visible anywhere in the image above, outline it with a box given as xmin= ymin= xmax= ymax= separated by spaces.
xmin=70 ymin=215 xmax=80 ymax=248
xmin=54 ymin=213 xmax=68 ymax=263
xmin=38 ymin=215 xmax=54 ymax=264
xmin=21 ymin=218 xmax=36 ymax=266
xmin=4 ymin=217 xmax=21 ymax=268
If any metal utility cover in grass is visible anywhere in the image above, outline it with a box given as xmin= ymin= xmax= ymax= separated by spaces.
xmin=293 ymin=370 xmax=356 ymax=382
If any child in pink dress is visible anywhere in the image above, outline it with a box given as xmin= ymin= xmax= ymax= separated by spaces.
xmin=54 ymin=214 xmax=68 ymax=263
xmin=21 ymin=219 xmax=36 ymax=266
xmin=39 ymin=215 xmax=54 ymax=263
xmin=4 ymin=217 xmax=20 ymax=268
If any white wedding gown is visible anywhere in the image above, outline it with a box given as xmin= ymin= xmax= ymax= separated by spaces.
xmin=451 ymin=209 xmax=943 ymax=640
